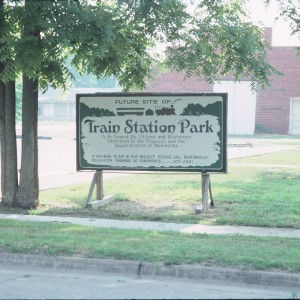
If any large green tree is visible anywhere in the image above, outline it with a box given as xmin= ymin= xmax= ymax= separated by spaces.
xmin=0 ymin=0 xmax=189 ymax=208
xmin=0 ymin=0 xmax=285 ymax=209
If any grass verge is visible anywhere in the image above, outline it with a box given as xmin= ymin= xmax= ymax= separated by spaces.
xmin=0 ymin=219 xmax=300 ymax=272
xmin=34 ymin=151 xmax=300 ymax=228
xmin=1 ymin=150 xmax=299 ymax=228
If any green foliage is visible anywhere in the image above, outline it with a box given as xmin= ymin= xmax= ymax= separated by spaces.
xmin=0 ymin=0 xmax=17 ymax=83
xmin=1 ymin=0 xmax=190 ymax=91
xmin=68 ymin=59 xmax=118 ymax=88
xmin=0 ymin=0 xmax=284 ymax=92
xmin=166 ymin=0 xmax=280 ymax=90
xmin=274 ymin=0 xmax=300 ymax=36
xmin=264 ymin=0 xmax=300 ymax=55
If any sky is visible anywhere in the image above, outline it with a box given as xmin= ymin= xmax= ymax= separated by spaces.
xmin=247 ymin=0 xmax=300 ymax=46
xmin=184 ymin=0 xmax=300 ymax=46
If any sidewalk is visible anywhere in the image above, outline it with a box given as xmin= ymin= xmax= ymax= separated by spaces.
xmin=1 ymin=213 xmax=300 ymax=239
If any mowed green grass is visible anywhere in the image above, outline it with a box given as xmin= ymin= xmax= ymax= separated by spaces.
xmin=1 ymin=148 xmax=299 ymax=272
xmin=1 ymin=219 xmax=300 ymax=272
xmin=35 ymin=150 xmax=300 ymax=228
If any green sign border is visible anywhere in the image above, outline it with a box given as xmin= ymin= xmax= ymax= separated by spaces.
xmin=76 ymin=92 xmax=227 ymax=173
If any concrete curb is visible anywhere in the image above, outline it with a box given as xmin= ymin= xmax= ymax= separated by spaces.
xmin=0 ymin=253 xmax=299 ymax=288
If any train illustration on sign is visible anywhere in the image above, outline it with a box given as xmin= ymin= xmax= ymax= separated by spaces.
xmin=116 ymin=108 xmax=144 ymax=116
xmin=116 ymin=105 xmax=176 ymax=116
xmin=154 ymin=105 xmax=176 ymax=115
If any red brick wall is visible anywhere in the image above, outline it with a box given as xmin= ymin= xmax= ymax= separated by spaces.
xmin=145 ymin=70 xmax=212 ymax=93
xmin=256 ymin=47 xmax=300 ymax=134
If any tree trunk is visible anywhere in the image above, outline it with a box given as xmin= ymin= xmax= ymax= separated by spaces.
xmin=14 ymin=75 xmax=39 ymax=209
xmin=0 ymin=76 xmax=6 ymax=201
xmin=0 ymin=64 xmax=18 ymax=206
xmin=0 ymin=0 xmax=18 ymax=207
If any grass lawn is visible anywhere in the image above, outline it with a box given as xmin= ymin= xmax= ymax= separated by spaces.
xmin=1 ymin=219 xmax=300 ymax=272
xmin=34 ymin=150 xmax=300 ymax=228
xmin=0 ymin=145 xmax=299 ymax=272
xmin=1 ymin=150 xmax=299 ymax=228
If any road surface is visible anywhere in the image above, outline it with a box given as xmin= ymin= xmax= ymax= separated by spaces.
xmin=0 ymin=264 xmax=297 ymax=299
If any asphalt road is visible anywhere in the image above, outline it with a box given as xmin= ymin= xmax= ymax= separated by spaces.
xmin=0 ymin=264 xmax=297 ymax=299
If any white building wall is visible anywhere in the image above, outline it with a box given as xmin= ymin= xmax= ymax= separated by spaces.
xmin=213 ymin=81 xmax=257 ymax=135
xmin=290 ymin=98 xmax=300 ymax=135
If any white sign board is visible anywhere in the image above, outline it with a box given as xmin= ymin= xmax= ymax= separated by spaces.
xmin=77 ymin=93 xmax=227 ymax=173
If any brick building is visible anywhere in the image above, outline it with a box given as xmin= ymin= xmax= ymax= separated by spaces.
xmin=145 ymin=28 xmax=300 ymax=135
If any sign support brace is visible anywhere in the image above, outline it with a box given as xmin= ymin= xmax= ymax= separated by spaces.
xmin=86 ymin=171 xmax=114 ymax=209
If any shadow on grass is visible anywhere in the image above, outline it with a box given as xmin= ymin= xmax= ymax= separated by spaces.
xmin=1 ymin=167 xmax=299 ymax=228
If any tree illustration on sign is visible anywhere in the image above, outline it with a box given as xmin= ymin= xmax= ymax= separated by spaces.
xmin=181 ymin=102 xmax=222 ymax=117
xmin=80 ymin=102 xmax=116 ymax=118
